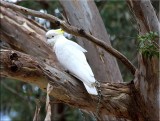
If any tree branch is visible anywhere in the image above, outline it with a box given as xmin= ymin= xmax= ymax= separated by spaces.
xmin=0 ymin=5 xmax=60 ymax=68
xmin=0 ymin=1 xmax=136 ymax=75
xmin=1 ymin=49 xmax=142 ymax=120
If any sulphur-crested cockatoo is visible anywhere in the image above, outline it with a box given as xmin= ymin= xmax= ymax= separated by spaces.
xmin=46 ymin=29 xmax=98 ymax=95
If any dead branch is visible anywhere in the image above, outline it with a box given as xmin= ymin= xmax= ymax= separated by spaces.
xmin=1 ymin=49 xmax=149 ymax=120
xmin=0 ymin=0 xmax=136 ymax=75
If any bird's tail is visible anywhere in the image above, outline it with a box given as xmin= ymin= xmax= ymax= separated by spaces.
xmin=83 ymin=83 xmax=98 ymax=95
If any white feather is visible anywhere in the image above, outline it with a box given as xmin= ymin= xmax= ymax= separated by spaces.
xmin=46 ymin=30 xmax=98 ymax=95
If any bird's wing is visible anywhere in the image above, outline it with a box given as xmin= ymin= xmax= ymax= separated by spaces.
xmin=66 ymin=41 xmax=94 ymax=77
xmin=55 ymin=39 xmax=97 ymax=95
xmin=55 ymin=40 xmax=95 ymax=85
xmin=67 ymin=40 xmax=87 ymax=53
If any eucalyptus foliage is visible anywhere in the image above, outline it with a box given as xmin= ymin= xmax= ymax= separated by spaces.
xmin=138 ymin=32 xmax=159 ymax=58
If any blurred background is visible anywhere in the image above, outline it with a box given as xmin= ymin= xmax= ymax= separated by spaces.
xmin=1 ymin=0 xmax=159 ymax=121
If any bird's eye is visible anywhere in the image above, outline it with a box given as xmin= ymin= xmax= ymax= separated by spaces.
xmin=52 ymin=35 xmax=54 ymax=38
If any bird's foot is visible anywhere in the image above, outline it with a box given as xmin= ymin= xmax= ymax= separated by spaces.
xmin=64 ymin=70 xmax=70 ymax=74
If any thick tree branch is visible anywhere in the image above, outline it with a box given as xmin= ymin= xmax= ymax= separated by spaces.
xmin=0 ymin=1 xmax=136 ymax=75
xmin=0 ymin=5 xmax=61 ymax=69
xmin=0 ymin=49 xmax=147 ymax=120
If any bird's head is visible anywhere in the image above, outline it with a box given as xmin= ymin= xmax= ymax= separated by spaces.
xmin=46 ymin=29 xmax=64 ymax=46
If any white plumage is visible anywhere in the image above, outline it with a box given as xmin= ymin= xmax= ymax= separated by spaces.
xmin=46 ymin=29 xmax=98 ymax=95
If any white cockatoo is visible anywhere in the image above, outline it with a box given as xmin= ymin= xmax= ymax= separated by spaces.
xmin=46 ymin=29 xmax=98 ymax=95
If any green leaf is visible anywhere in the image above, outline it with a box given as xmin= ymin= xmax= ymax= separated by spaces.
xmin=138 ymin=31 xmax=159 ymax=59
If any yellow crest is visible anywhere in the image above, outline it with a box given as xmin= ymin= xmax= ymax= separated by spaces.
xmin=54 ymin=29 xmax=64 ymax=34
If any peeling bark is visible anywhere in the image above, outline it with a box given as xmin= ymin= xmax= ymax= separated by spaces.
xmin=127 ymin=0 xmax=160 ymax=120
xmin=0 ymin=49 xmax=146 ymax=120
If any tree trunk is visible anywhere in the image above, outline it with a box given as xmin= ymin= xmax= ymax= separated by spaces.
xmin=127 ymin=0 xmax=160 ymax=120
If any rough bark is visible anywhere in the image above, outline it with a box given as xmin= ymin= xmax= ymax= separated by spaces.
xmin=127 ymin=0 xmax=160 ymax=120
xmin=0 ymin=5 xmax=62 ymax=68
xmin=59 ymin=0 xmax=123 ymax=83
xmin=0 ymin=49 xmax=146 ymax=120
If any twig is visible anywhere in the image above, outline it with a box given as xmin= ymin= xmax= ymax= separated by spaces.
xmin=0 ymin=1 xmax=136 ymax=75
xmin=152 ymin=41 xmax=160 ymax=49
